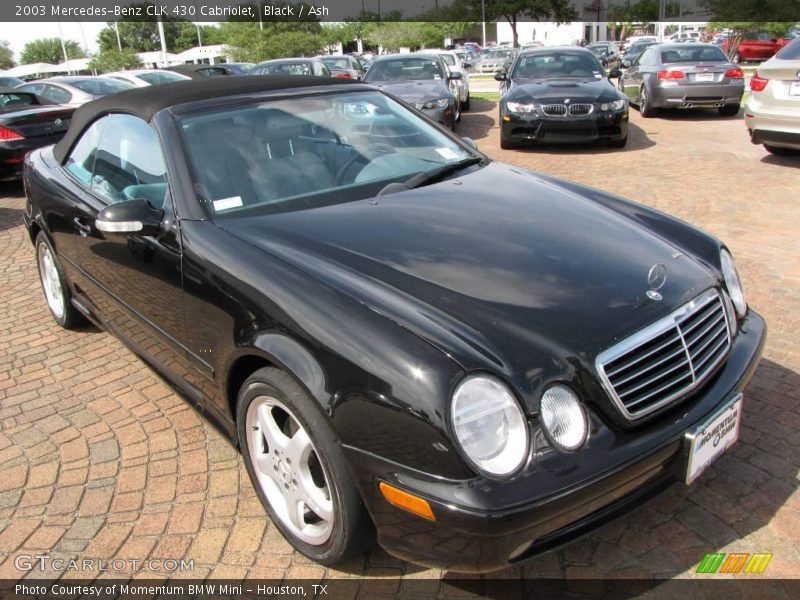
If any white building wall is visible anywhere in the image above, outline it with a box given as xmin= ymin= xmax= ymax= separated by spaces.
xmin=496 ymin=22 xmax=609 ymax=46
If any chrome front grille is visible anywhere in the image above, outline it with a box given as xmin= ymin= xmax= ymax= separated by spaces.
xmin=568 ymin=103 xmax=593 ymax=116
xmin=596 ymin=289 xmax=733 ymax=421
xmin=540 ymin=103 xmax=594 ymax=117
xmin=542 ymin=104 xmax=567 ymax=116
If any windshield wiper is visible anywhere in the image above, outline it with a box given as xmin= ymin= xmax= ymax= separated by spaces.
xmin=377 ymin=157 xmax=485 ymax=197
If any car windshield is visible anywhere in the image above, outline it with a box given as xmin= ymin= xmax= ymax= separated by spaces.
xmin=364 ymin=58 xmax=445 ymax=81
xmin=588 ymin=45 xmax=610 ymax=56
xmin=629 ymin=42 xmax=658 ymax=54
xmin=68 ymin=78 xmax=135 ymax=95
xmin=440 ymin=54 xmax=456 ymax=66
xmin=178 ymin=91 xmax=477 ymax=218
xmin=660 ymin=46 xmax=728 ymax=63
xmin=511 ymin=52 xmax=603 ymax=79
xmin=0 ymin=93 xmax=37 ymax=108
xmin=252 ymin=62 xmax=313 ymax=76
xmin=137 ymin=71 xmax=189 ymax=85
xmin=321 ymin=57 xmax=352 ymax=70
xmin=776 ymin=37 xmax=800 ymax=59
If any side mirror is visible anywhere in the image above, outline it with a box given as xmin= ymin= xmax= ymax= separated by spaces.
xmin=494 ymin=71 xmax=507 ymax=81
xmin=621 ymin=59 xmax=631 ymax=69
xmin=461 ymin=137 xmax=477 ymax=149
xmin=463 ymin=62 xmax=472 ymax=69
xmin=448 ymin=71 xmax=463 ymax=80
xmin=609 ymin=68 xmax=622 ymax=79
xmin=96 ymin=198 xmax=163 ymax=236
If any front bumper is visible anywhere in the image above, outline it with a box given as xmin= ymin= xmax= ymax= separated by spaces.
xmin=418 ymin=105 xmax=456 ymax=129
xmin=501 ymin=110 xmax=628 ymax=145
xmin=650 ymin=81 xmax=745 ymax=109
xmin=346 ymin=310 xmax=766 ymax=572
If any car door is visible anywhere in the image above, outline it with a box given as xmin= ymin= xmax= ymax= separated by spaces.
xmin=621 ymin=52 xmax=643 ymax=99
xmin=68 ymin=113 xmax=190 ymax=375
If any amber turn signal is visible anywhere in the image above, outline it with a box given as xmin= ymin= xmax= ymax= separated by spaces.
xmin=378 ymin=481 xmax=436 ymax=521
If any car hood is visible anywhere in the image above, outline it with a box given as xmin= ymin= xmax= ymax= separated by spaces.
xmin=367 ymin=80 xmax=450 ymax=103
xmin=217 ymin=162 xmax=717 ymax=400
xmin=508 ymin=77 xmax=621 ymax=103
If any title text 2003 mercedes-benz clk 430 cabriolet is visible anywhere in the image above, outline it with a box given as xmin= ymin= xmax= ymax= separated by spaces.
xmin=23 ymin=77 xmax=765 ymax=572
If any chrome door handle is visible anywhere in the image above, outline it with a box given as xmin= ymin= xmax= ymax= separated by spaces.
xmin=73 ymin=217 xmax=91 ymax=237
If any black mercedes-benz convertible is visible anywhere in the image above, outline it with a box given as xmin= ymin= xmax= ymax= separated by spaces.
xmin=23 ymin=76 xmax=765 ymax=573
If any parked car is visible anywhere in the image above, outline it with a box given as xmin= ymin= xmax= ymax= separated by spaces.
xmin=23 ymin=75 xmax=765 ymax=573
xmin=745 ymin=37 xmax=800 ymax=155
xmin=475 ymin=49 xmax=515 ymax=73
xmin=319 ymin=55 xmax=366 ymax=80
xmin=0 ymin=87 xmax=73 ymax=180
xmin=166 ymin=63 xmax=251 ymax=78
xmin=16 ymin=76 xmax=135 ymax=107
xmin=670 ymin=31 xmax=702 ymax=43
xmin=454 ymin=50 xmax=480 ymax=70
xmin=0 ymin=76 xmax=25 ymax=88
xmin=622 ymin=35 xmax=658 ymax=52
xmin=496 ymin=47 xmax=628 ymax=148
xmin=363 ymin=53 xmax=461 ymax=130
xmin=621 ymin=40 xmax=660 ymax=67
xmin=586 ymin=41 xmax=623 ymax=70
xmin=436 ymin=49 xmax=471 ymax=110
xmin=619 ymin=43 xmax=744 ymax=117
xmin=723 ymin=32 xmax=792 ymax=63
xmin=249 ymin=58 xmax=331 ymax=77
xmin=105 ymin=69 xmax=192 ymax=87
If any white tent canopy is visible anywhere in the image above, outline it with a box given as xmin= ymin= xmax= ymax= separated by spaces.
xmin=3 ymin=63 xmax=60 ymax=78
xmin=54 ymin=57 xmax=93 ymax=73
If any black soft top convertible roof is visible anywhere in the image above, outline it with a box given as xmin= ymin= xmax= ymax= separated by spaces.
xmin=53 ymin=75 xmax=359 ymax=163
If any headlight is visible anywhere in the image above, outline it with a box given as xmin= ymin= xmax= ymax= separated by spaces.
xmin=506 ymin=101 xmax=537 ymax=115
xmin=451 ymin=376 xmax=528 ymax=477
xmin=721 ymin=249 xmax=747 ymax=318
xmin=599 ymin=99 xmax=626 ymax=111
xmin=422 ymin=98 xmax=449 ymax=110
xmin=540 ymin=385 xmax=588 ymax=452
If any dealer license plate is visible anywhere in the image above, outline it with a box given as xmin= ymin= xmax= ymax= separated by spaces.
xmin=694 ymin=73 xmax=715 ymax=82
xmin=685 ymin=394 xmax=742 ymax=485
xmin=790 ymin=81 xmax=800 ymax=96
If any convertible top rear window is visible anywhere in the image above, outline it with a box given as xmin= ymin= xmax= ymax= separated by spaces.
xmin=660 ymin=47 xmax=728 ymax=63
xmin=178 ymin=90 xmax=475 ymax=218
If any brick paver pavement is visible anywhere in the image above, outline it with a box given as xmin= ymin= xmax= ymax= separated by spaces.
xmin=0 ymin=101 xmax=798 ymax=593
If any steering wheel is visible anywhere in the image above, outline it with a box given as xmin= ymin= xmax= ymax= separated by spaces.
xmin=335 ymin=143 xmax=396 ymax=184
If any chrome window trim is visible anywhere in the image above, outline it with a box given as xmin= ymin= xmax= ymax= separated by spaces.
xmin=595 ymin=288 xmax=734 ymax=421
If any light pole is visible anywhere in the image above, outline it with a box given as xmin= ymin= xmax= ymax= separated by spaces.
xmin=481 ymin=0 xmax=486 ymax=47
xmin=113 ymin=21 xmax=122 ymax=51
xmin=157 ymin=17 xmax=168 ymax=68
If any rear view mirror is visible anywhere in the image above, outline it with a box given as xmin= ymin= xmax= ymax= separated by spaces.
xmin=609 ymin=68 xmax=622 ymax=79
xmin=449 ymin=71 xmax=463 ymax=80
xmin=96 ymin=198 xmax=163 ymax=236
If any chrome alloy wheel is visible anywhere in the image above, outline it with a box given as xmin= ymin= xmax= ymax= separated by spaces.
xmin=246 ymin=395 xmax=334 ymax=545
xmin=38 ymin=243 xmax=65 ymax=320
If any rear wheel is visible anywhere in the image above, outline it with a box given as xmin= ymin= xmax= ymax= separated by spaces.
xmin=454 ymin=98 xmax=462 ymax=123
xmin=639 ymin=86 xmax=657 ymax=118
xmin=764 ymin=144 xmax=800 ymax=156
xmin=35 ymin=232 xmax=85 ymax=329
xmin=237 ymin=367 xmax=371 ymax=564
xmin=718 ymin=103 xmax=740 ymax=117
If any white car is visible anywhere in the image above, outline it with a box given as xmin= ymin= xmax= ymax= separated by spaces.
xmin=623 ymin=36 xmax=658 ymax=52
xmin=745 ymin=37 xmax=800 ymax=155
xmin=436 ymin=50 xmax=471 ymax=110
xmin=105 ymin=69 xmax=191 ymax=88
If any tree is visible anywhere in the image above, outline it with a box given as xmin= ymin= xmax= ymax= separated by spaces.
xmin=88 ymin=48 xmax=143 ymax=73
xmin=466 ymin=1 xmax=578 ymax=48
xmin=221 ymin=22 xmax=326 ymax=62
xmin=707 ymin=0 xmax=797 ymax=60
xmin=0 ymin=40 xmax=14 ymax=70
xmin=21 ymin=38 xmax=85 ymax=65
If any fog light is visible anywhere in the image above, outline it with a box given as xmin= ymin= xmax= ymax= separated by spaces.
xmin=540 ymin=385 xmax=588 ymax=451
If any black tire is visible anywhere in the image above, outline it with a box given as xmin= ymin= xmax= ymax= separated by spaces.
xmin=639 ymin=85 xmax=657 ymax=118
xmin=236 ymin=366 xmax=371 ymax=564
xmin=500 ymin=135 xmax=518 ymax=150
xmin=462 ymin=95 xmax=470 ymax=111
xmin=455 ymin=98 xmax=462 ymax=123
xmin=718 ymin=103 xmax=740 ymax=117
xmin=764 ymin=144 xmax=800 ymax=156
xmin=608 ymin=135 xmax=628 ymax=148
xmin=35 ymin=232 xmax=85 ymax=329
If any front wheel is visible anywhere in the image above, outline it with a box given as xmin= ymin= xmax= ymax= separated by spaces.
xmin=237 ymin=367 xmax=371 ymax=564
xmin=35 ymin=232 xmax=85 ymax=329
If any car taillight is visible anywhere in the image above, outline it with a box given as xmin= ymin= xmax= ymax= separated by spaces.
xmin=657 ymin=70 xmax=685 ymax=80
xmin=724 ymin=68 xmax=744 ymax=78
xmin=0 ymin=126 xmax=24 ymax=142
xmin=334 ymin=72 xmax=353 ymax=79
xmin=750 ymin=72 xmax=769 ymax=92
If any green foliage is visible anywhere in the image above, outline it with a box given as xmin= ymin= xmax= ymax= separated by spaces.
xmin=363 ymin=22 xmax=445 ymax=52
xmin=462 ymin=0 xmax=578 ymax=46
xmin=706 ymin=0 xmax=800 ymax=23
xmin=98 ymin=20 xmax=222 ymax=54
xmin=0 ymin=40 xmax=14 ymax=70
xmin=21 ymin=38 xmax=85 ymax=65
xmin=220 ymin=22 xmax=326 ymax=62
xmin=87 ymin=48 xmax=144 ymax=73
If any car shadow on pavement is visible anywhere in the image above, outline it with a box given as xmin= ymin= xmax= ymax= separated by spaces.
xmin=0 ymin=206 xmax=24 ymax=233
xmin=0 ymin=179 xmax=24 ymax=200
xmin=441 ymin=357 xmax=798 ymax=594
xmin=760 ymin=153 xmax=800 ymax=168
xmin=460 ymin=98 xmax=498 ymax=141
